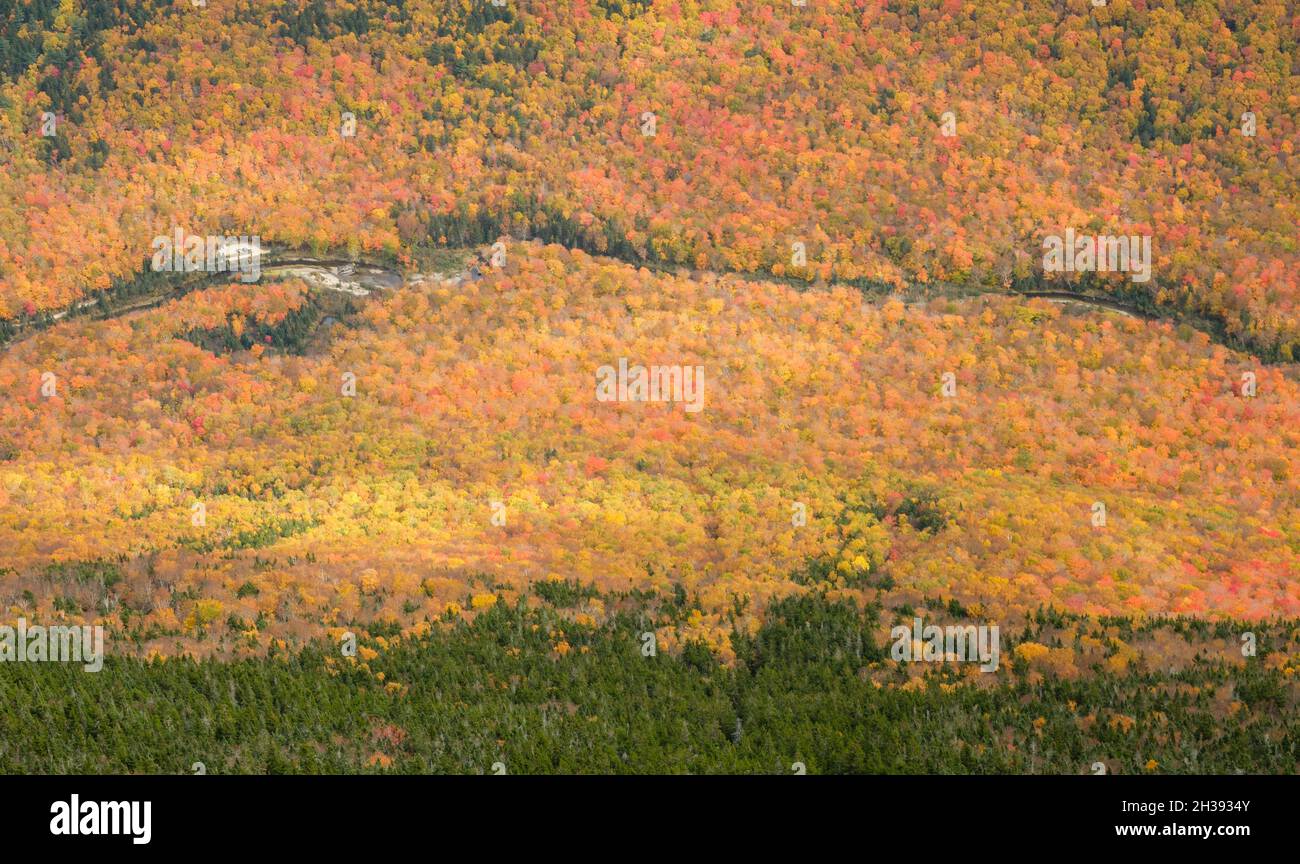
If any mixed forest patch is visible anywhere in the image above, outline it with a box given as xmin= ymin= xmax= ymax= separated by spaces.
xmin=1 ymin=591 xmax=1295 ymax=774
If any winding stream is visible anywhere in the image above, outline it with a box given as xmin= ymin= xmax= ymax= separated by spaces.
xmin=0 ymin=250 xmax=1177 ymax=354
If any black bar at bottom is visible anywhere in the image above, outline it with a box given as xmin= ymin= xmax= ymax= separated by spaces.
xmin=0 ymin=774 xmax=1282 ymax=851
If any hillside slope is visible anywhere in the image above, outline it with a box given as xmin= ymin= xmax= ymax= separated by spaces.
xmin=1 ymin=243 xmax=1296 ymax=661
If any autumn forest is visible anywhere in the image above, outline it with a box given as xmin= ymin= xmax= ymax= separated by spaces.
xmin=0 ymin=0 xmax=1297 ymax=775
